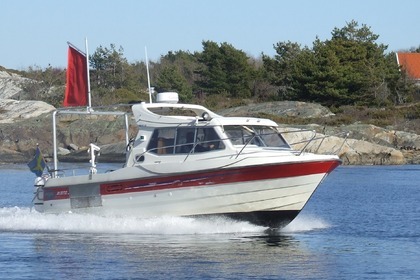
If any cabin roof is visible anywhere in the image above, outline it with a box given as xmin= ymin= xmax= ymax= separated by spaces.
xmin=396 ymin=52 xmax=420 ymax=80
xmin=131 ymin=102 xmax=278 ymax=128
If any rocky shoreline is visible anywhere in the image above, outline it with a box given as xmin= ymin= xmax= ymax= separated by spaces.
xmin=1 ymin=69 xmax=419 ymax=165
xmin=0 ymin=99 xmax=419 ymax=166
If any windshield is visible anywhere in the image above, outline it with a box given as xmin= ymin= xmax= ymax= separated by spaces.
xmin=224 ymin=125 xmax=290 ymax=148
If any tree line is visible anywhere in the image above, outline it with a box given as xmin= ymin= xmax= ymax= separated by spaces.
xmin=21 ymin=20 xmax=419 ymax=109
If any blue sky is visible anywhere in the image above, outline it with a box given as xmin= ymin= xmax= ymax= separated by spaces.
xmin=1 ymin=0 xmax=419 ymax=70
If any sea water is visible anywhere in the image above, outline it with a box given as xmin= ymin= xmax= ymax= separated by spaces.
xmin=0 ymin=163 xmax=419 ymax=279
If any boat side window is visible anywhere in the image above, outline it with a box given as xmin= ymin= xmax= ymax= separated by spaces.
xmin=253 ymin=126 xmax=290 ymax=148
xmin=175 ymin=127 xmax=225 ymax=154
xmin=147 ymin=130 xmax=159 ymax=153
xmin=224 ymin=126 xmax=244 ymax=145
xmin=147 ymin=128 xmax=176 ymax=154
xmin=224 ymin=125 xmax=262 ymax=146
xmin=197 ymin=127 xmax=225 ymax=152
xmin=224 ymin=125 xmax=290 ymax=148
xmin=176 ymin=128 xmax=196 ymax=153
xmin=148 ymin=127 xmax=224 ymax=155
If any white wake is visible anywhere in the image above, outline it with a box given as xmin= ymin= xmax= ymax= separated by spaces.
xmin=0 ymin=207 xmax=329 ymax=235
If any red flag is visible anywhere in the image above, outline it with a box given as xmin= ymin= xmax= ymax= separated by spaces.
xmin=63 ymin=44 xmax=88 ymax=107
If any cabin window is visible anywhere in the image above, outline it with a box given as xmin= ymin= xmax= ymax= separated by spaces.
xmin=147 ymin=128 xmax=176 ymax=154
xmin=253 ymin=126 xmax=289 ymax=148
xmin=147 ymin=127 xmax=224 ymax=155
xmin=224 ymin=125 xmax=290 ymax=148
xmin=175 ymin=128 xmax=196 ymax=153
xmin=176 ymin=127 xmax=225 ymax=154
xmin=224 ymin=125 xmax=263 ymax=146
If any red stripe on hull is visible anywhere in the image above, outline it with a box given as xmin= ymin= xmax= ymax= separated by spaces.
xmin=100 ymin=160 xmax=340 ymax=196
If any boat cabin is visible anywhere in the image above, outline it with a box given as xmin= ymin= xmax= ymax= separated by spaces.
xmin=125 ymin=101 xmax=291 ymax=167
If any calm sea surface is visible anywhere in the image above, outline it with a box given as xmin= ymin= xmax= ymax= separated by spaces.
xmin=0 ymin=163 xmax=419 ymax=280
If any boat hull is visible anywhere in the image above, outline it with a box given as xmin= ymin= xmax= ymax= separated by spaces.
xmin=36 ymin=159 xmax=340 ymax=228
xmin=199 ymin=210 xmax=300 ymax=228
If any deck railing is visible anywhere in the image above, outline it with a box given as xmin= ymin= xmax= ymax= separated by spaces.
xmin=47 ymin=129 xmax=349 ymax=177
xmin=137 ymin=129 xmax=349 ymax=162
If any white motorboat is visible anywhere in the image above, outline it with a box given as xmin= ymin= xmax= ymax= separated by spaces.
xmin=32 ymin=93 xmax=341 ymax=228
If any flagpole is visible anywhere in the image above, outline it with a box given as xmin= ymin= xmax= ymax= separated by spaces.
xmin=52 ymin=111 xmax=58 ymax=177
xmin=145 ymin=46 xmax=152 ymax=103
xmin=85 ymin=38 xmax=92 ymax=110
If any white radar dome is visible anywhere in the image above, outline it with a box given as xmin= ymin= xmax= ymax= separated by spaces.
xmin=156 ymin=92 xmax=179 ymax=103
